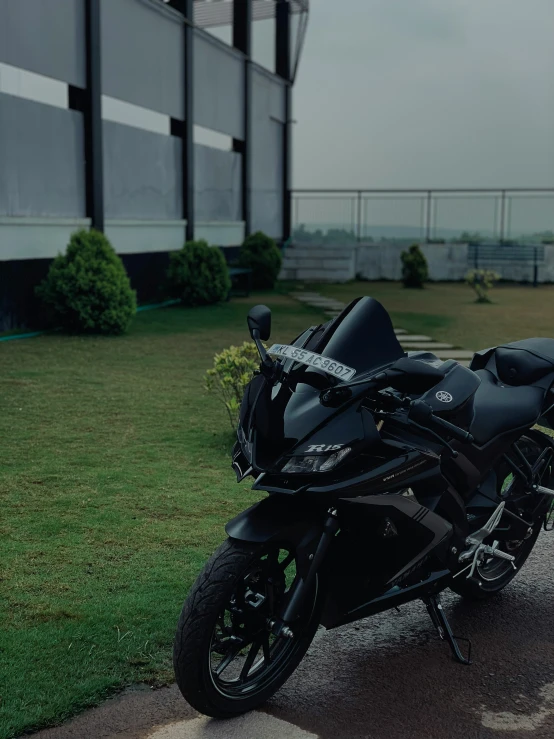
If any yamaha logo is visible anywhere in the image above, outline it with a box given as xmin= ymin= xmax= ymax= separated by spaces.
xmin=436 ymin=391 xmax=453 ymax=403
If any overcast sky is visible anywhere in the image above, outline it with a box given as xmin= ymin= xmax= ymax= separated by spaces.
xmin=292 ymin=0 xmax=554 ymax=189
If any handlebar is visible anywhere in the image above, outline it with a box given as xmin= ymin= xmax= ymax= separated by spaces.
xmin=321 ymin=381 xmax=474 ymax=450
xmin=408 ymin=399 xmax=473 ymax=444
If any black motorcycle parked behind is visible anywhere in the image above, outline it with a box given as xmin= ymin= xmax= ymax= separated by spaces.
xmin=173 ymin=296 xmax=554 ymax=718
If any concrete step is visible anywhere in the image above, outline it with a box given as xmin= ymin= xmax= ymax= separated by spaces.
xmin=432 ymin=350 xmax=475 ymax=360
xmin=399 ymin=341 xmax=454 ymax=350
xmin=294 ymin=296 xmax=345 ymax=306
xmin=398 ymin=335 xmax=433 ymax=342
xmin=394 ymin=328 xmax=407 ymax=335
xmin=301 ymin=301 xmax=346 ymax=311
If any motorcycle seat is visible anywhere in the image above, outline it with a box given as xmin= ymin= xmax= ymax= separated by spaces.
xmin=494 ymin=339 xmax=554 ymax=386
xmin=470 ymin=369 xmax=545 ymax=446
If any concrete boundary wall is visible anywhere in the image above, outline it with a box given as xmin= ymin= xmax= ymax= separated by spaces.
xmin=357 ymin=243 xmax=469 ymax=281
xmin=356 ymin=242 xmax=554 ymax=282
xmin=281 ymin=242 xmax=554 ymax=283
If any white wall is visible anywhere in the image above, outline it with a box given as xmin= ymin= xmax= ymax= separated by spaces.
xmin=282 ymin=241 xmax=554 ymax=283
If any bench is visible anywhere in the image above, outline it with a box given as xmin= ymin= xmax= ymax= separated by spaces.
xmin=467 ymin=244 xmax=545 ymax=286
xmin=228 ymin=267 xmax=252 ymax=297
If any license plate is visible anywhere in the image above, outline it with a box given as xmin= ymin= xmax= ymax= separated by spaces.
xmin=268 ymin=344 xmax=356 ymax=381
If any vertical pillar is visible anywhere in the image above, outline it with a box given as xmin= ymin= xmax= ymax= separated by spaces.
xmin=499 ymin=189 xmax=506 ymax=244
xmin=84 ymin=0 xmax=104 ymax=232
xmin=356 ymin=191 xmax=362 ymax=242
xmin=184 ymin=0 xmax=194 ymax=241
xmin=276 ymin=0 xmax=292 ymax=242
xmin=234 ymin=0 xmax=252 ymax=237
xmin=425 ymin=191 xmax=432 ymax=243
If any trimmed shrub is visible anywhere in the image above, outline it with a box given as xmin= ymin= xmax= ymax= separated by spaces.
xmin=37 ymin=229 xmax=136 ymax=334
xmin=465 ymin=269 xmax=500 ymax=303
xmin=167 ymin=240 xmax=231 ymax=307
xmin=205 ymin=341 xmax=261 ymax=428
xmin=238 ymin=231 xmax=282 ymax=289
xmin=401 ymin=244 xmax=428 ymax=288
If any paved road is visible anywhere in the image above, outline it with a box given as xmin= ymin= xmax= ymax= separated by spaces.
xmin=32 ymin=534 xmax=554 ymax=739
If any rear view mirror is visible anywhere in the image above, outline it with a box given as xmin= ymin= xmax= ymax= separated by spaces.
xmin=383 ymin=357 xmax=446 ymax=394
xmin=247 ymin=305 xmax=272 ymax=341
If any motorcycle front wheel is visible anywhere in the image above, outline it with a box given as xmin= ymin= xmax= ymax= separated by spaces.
xmin=173 ymin=538 xmax=321 ymax=718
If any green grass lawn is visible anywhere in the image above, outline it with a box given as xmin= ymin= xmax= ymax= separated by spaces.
xmin=315 ymin=281 xmax=554 ymax=350
xmin=0 ymin=295 xmax=325 ymax=739
xmin=3 ymin=281 xmax=553 ymax=737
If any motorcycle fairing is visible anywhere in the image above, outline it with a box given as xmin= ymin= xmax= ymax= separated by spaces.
xmin=319 ymin=493 xmax=453 ymax=629
xmin=237 ymin=297 xmax=406 ymax=474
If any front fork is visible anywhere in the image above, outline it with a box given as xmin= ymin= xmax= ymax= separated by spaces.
xmin=270 ymin=508 xmax=339 ymax=639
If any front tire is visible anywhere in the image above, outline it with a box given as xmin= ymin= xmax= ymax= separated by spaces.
xmin=173 ymin=538 xmax=321 ymax=718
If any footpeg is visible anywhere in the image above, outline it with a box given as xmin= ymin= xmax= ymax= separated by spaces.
xmin=455 ymin=501 xmax=514 ymax=581
xmin=424 ymin=595 xmax=472 ymax=665
xmin=454 ymin=541 xmax=516 ymax=582
xmin=534 ymin=484 xmax=554 ymax=498
xmin=459 ymin=502 xmax=505 ymax=563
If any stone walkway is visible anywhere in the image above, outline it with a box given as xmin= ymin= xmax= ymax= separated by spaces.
xmin=292 ymin=291 xmax=475 ymax=367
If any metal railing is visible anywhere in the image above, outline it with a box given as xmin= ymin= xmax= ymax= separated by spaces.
xmin=291 ymin=189 xmax=554 ymax=244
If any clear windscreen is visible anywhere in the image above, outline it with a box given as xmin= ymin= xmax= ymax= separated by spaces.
xmin=307 ymin=296 xmax=405 ymax=380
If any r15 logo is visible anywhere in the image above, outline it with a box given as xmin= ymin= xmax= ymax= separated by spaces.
xmin=306 ymin=444 xmax=344 ymax=452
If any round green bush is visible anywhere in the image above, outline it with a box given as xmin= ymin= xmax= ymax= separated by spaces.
xmin=37 ymin=229 xmax=136 ymax=334
xmin=167 ymin=240 xmax=231 ymax=306
xmin=238 ymin=231 xmax=282 ymax=289
xmin=401 ymin=243 xmax=429 ymax=288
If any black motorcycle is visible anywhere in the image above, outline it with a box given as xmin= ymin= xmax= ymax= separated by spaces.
xmin=173 ymin=296 xmax=554 ymax=718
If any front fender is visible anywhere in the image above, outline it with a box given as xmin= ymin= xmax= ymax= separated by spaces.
xmin=225 ymin=494 xmax=324 ymax=573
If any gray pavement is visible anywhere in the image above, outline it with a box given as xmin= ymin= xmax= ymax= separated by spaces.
xmin=147 ymin=714 xmax=317 ymax=739
xmin=31 ymin=534 xmax=554 ymax=739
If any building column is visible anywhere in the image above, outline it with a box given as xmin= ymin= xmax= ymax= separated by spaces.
xmin=233 ymin=0 xmax=252 ymax=238
xmin=84 ymin=0 xmax=104 ymax=232
xmin=183 ymin=0 xmax=195 ymax=241
xmin=276 ymin=0 xmax=292 ymax=242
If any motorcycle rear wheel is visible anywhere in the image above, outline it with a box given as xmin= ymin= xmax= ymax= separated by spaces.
xmin=173 ymin=538 xmax=321 ymax=718
xmin=451 ymin=434 xmax=549 ymax=601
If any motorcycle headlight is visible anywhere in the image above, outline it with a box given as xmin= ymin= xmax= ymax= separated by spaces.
xmin=281 ymin=447 xmax=351 ymax=474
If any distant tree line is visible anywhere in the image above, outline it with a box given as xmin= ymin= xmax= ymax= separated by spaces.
xmin=293 ymin=225 xmax=366 ymax=244
xmin=292 ymin=225 xmax=554 ymax=246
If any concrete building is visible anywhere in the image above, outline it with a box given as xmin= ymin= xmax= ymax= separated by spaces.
xmin=0 ymin=0 xmax=309 ymax=330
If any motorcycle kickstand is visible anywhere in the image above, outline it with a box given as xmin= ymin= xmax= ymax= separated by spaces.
xmin=423 ymin=595 xmax=472 ymax=666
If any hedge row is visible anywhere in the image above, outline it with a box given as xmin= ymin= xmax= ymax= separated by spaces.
xmin=38 ymin=230 xmax=282 ymax=335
